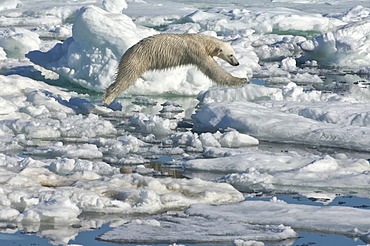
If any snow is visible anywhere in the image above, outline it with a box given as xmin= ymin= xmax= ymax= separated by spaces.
xmin=1 ymin=0 xmax=370 ymax=245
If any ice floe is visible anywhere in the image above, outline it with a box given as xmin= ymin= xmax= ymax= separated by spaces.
xmin=1 ymin=0 xmax=370 ymax=245
xmin=99 ymin=198 xmax=370 ymax=244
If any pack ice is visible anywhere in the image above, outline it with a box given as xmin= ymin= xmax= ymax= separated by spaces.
xmin=0 ymin=0 xmax=370 ymax=245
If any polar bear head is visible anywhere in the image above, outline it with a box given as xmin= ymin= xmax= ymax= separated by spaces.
xmin=214 ymin=42 xmax=240 ymax=66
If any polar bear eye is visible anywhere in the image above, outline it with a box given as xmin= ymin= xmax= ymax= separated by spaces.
xmin=229 ymin=54 xmax=234 ymax=57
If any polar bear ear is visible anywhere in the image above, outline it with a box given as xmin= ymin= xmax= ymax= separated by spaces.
xmin=215 ymin=47 xmax=223 ymax=56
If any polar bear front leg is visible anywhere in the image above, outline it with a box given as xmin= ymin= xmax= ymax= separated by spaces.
xmin=197 ymin=56 xmax=247 ymax=86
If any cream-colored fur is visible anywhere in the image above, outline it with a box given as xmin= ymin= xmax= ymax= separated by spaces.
xmin=103 ymin=34 xmax=246 ymax=106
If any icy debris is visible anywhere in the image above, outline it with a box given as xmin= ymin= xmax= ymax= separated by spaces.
xmin=97 ymin=136 xmax=144 ymax=159
xmin=21 ymin=195 xmax=81 ymax=224
xmin=198 ymin=132 xmax=221 ymax=148
xmin=0 ymin=28 xmax=40 ymax=58
xmin=299 ymin=18 xmax=370 ymax=70
xmin=176 ymin=6 xmax=342 ymax=35
xmin=0 ymin=206 xmax=20 ymax=221
xmin=49 ymin=158 xmax=118 ymax=176
xmin=167 ymin=132 xmax=203 ymax=151
xmin=184 ymin=149 xmax=313 ymax=173
xmin=281 ymin=82 xmax=324 ymax=101
xmin=290 ymin=72 xmax=323 ymax=85
xmin=234 ymin=239 xmax=264 ymax=246
xmin=26 ymin=143 xmax=103 ymax=159
xmin=132 ymin=96 xmax=158 ymax=106
xmin=360 ymin=231 xmax=370 ymax=244
xmin=128 ymin=113 xmax=175 ymax=136
xmin=0 ymin=47 xmax=6 ymax=60
xmin=8 ymin=114 xmax=116 ymax=139
xmin=102 ymin=0 xmax=127 ymax=13
xmin=199 ymin=130 xmax=259 ymax=148
xmin=197 ymin=83 xmax=284 ymax=104
xmin=217 ymin=129 xmax=259 ymax=147
xmin=218 ymin=168 xmax=274 ymax=192
xmin=159 ymin=101 xmax=184 ymax=118
xmin=280 ymin=57 xmax=297 ymax=72
xmin=0 ymin=0 xmax=19 ymax=11
xmin=340 ymin=5 xmax=370 ymax=23
xmin=166 ymin=129 xmax=258 ymax=151
xmin=134 ymin=165 xmax=161 ymax=176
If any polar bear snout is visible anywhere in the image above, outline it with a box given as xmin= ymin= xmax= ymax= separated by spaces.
xmin=230 ymin=59 xmax=239 ymax=66
xmin=218 ymin=53 xmax=240 ymax=66
xmin=229 ymin=56 xmax=240 ymax=66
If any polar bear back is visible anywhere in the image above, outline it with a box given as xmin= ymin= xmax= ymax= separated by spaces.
xmin=123 ymin=33 xmax=223 ymax=70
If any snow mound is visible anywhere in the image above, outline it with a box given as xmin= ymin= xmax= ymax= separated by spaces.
xmin=27 ymin=5 xmax=156 ymax=92
xmin=0 ymin=28 xmax=40 ymax=58
xmin=299 ymin=17 xmax=370 ymax=69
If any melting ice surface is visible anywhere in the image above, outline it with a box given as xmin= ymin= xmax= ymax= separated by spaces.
xmin=1 ymin=0 xmax=370 ymax=245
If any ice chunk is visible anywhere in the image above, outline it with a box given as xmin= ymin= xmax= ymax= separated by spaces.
xmin=184 ymin=149 xmax=314 ymax=173
xmin=0 ymin=47 xmax=6 ymax=60
xmin=199 ymin=132 xmax=221 ymax=148
xmin=0 ymin=206 xmax=20 ymax=221
xmin=189 ymin=148 xmax=370 ymax=197
xmin=0 ymin=28 xmax=40 ymax=58
xmin=98 ymin=212 xmax=297 ymax=244
xmin=129 ymin=113 xmax=175 ymax=136
xmin=299 ymin=19 xmax=370 ymax=69
xmin=0 ymin=0 xmax=19 ymax=11
xmin=197 ymin=84 xmax=284 ymax=104
xmin=266 ymin=100 xmax=370 ymax=127
xmin=280 ymin=57 xmax=297 ymax=72
xmin=218 ymin=130 xmax=259 ymax=147
xmin=187 ymin=201 xmax=370 ymax=236
xmin=21 ymin=195 xmax=81 ymax=224
xmin=102 ymin=0 xmax=127 ymax=13
xmin=192 ymin=100 xmax=370 ymax=152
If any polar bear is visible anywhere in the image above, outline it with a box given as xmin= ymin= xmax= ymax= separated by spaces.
xmin=103 ymin=34 xmax=246 ymax=106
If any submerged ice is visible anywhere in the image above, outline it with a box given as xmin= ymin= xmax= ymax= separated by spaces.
xmin=1 ymin=0 xmax=370 ymax=245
